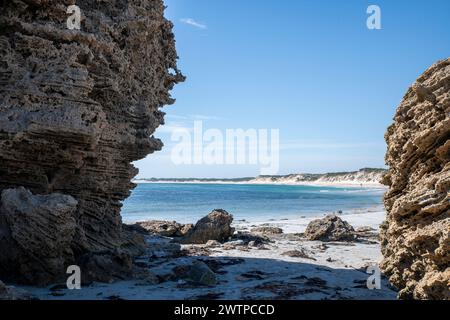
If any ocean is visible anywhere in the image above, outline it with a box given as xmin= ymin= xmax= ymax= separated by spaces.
xmin=121 ymin=183 xmax=385 ymax=224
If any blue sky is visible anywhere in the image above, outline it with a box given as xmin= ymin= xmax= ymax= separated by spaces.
xmin=135 ymin=0 xmax=450 ymax=178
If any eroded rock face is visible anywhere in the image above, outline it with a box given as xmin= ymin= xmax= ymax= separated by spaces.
xmin=381 ymin=58 xmax=450 ymax=300
xmin=0 ymin=187 xmax=78 ymax=285
xmin=0 ymin=0 xmax=183 ymax=284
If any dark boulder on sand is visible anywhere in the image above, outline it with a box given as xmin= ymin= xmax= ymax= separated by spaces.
xmin=304 ymin=214 xmax=355 ymax=242
xmin=180 ymin=210 xmax=235 ymax=244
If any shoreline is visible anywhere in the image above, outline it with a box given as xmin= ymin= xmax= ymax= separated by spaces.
xmin=234 ymin=208 xmax=386 ymax=234
xmin=133 ymin=180 xmax=387 ymax=189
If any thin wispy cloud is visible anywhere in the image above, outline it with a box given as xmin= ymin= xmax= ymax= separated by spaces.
xmin=180 ymin=18 xmax=207 ymax=29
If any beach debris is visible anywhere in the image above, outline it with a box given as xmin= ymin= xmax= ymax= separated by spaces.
xmin=199 ymin=258 xmax=245 ymax=274
xmin=251 ymin=226 xmax=283 ymax=235
xmin=242 ymin=280 xmax=323 ymax=300
xmin=248 ymin=239 xmax=268 ymax=249
xmin=180 ymin=245 xmax=212 ymax=257
xmin=133 ymin=220 xmax=193 ymax=237
xmin=304 ymin=214 xmax=356 ymax=242
xmin=232 ymin=231 xmax=271 ymax=244
xmin=222 ymin=240 xmax=246 ymax=250
xmin=105 ymin=295 xmax=125 ymax=300
xmin=172 ymin=260 xmax=217 ymax=286
xmin=205 ymin=240 xmax=222 ymax=247
xmin=281 ymin=249 xmax=316 ymax=260
xmin=190 ymin=292 xmax=224 ymax=300
xmin=239 ymin=270 xmax=271 ymax=280
xmin=180 ymin=209 xmax=234 ymax=244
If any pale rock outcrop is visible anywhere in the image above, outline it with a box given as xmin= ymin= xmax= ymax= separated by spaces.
xmin=134 ymin=220 xmax=193 ymax=237
xmin=0 ymin=0 xmax=183 ymax=285
xmin=304 ymin=214 xmax=355 ymax=242
xmin=180 ymin=210 xmax=235 ymax=244
xmin=380 ymin=58 xmax=450 ymax=300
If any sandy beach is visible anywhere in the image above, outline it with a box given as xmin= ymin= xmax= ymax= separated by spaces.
xmin=19 ymin=209 xmax=397 ymax=300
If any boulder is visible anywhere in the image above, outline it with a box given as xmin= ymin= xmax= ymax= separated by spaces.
xmin=304 ymin=215 xmax=355 ymax=242
xmin=180 ymin=210 xmax=235 ymax=244
xmin=0 ymin=187 xmax=78 ymax=285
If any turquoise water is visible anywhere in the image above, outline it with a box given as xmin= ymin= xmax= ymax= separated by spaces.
xmin=121 ymin=183 xmax=385 ymax=224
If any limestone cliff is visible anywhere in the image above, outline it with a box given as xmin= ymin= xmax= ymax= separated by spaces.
xmin=0 ymin=0 xmax=184 ymax=285
xmin=380 ymin=59 xmax=450 ymax=299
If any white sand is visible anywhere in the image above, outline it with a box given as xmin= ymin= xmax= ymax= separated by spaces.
xmin=18 ymin=209 xmax=397 ymax=300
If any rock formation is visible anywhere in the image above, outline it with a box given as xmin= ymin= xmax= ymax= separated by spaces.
xmin=304 ymin=214 xmax=355 ymax=242
xmin=0 ymin=0 xmax=184 ymax=285
xmin=251 ymin=226 xmax=283 ymax=235
xmin=134 ymin=220 xmax=193 ymax=237
xmin=0 ymin=280 xmax=34 ymax=300
xmin=380 ymin=58 xmax=450 ymax=300
xmin=180 ymin=210 xmax=235 ymax=244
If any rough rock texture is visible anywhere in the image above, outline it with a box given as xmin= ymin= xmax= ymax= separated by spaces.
xmin=180 ymin=210 xmax=235 ymax=244
xmin=172 ymin=260 xmax=217 ymax=286
xmin=0 ymin=187 xmax=78 ymax=285
xmin=251 ymin=226 xmax=283 ymax=235
xmin=380 ymin=58 xmax=450 ymax=300
xmin=134 ymin=220 xmax=193 ymax=237
xmin=0 ymin=280 xmax=34 ymax=300
xmin=0 ymin=0 xmax=183 ymax=285
xmin=304 ymin=215 xmax=355 ymax=242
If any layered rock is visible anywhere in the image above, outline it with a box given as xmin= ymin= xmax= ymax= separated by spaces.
xmin=380 ymin=58 xmax=450 ymax=300
xmin=0 ymin=187 xmax=78 ymax=285
xmin=0 ymin=0 xmax=183 ymax=285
